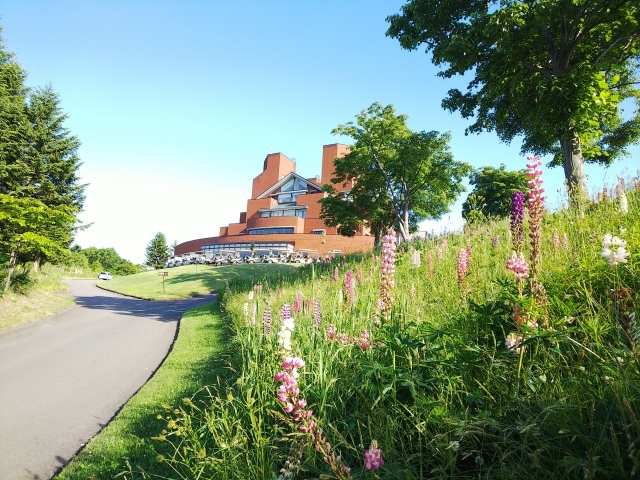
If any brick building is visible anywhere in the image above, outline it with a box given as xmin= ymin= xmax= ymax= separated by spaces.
xmin=174 ymin=144 xmax=374 ymax=258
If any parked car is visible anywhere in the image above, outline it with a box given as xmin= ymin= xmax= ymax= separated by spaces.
xmin=98 ymin=271 xmax=113 ymax=280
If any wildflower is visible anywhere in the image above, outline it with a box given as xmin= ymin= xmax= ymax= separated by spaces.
xmin=562 ymin=233 xmax=569 ymax=250
xmin=619 ymin=190 xmax=629 ymax=215
xmin=601 ymin=233 xmax=630 ymax=267
xmin=505 ymin=332 xmax=523 ymax=353
xmin=327 ymin=324 xmax=336 ymax=340
xmin=510 ymin=190 xmax=525 ymax=253
xmin=412 ymin=249 xmax=421 ymax=267
xmin=344 ymin=270 xmax=356 ymax=307
xmin=492 ymin=236 xmax=499 ymax=248
xmin=457 ymin=248 xmax=471 ymax=304
xmin=293 ymin=291 xmax=303 ymax=313
xmin=243 ymin=302 xmax=248 ymax=321
xmin=250 ymin=304 xmax=257 ymax=326
xmin=526 ymin=156 xmax=545 ymax=289
xmin=506 ymin=252 xmax=529 ymax=280
xmin=253 ymin=284 xmax=263 ymax=294
xmin=358 ymin=330 xmax=371 ymax=350
xmin=248 ymin=291 xmax=254 ymax=300
xmin=263 ymin=307 xmax=272 ymax=334
xmin=356 ymin=268 xmax=363 ymax=285
xmin=553 ymin=230 xmax=560 ymax=249
xmin=278 ymin=305 xmax=294 ymax=353
xmin=313 ymin=300 xmax=321 ymax=328
xmin=305 ymin=298 xmax=312 ymax=312
xmin=379 ymin=230 xmax=396 ymax=321
xmin=426 ymin=250 xmax=434 ymax=276
xmin=364 ymin=441 xmax=384 ymax=471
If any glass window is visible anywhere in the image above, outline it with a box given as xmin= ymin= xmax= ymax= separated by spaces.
xmin=248 ymin=227 xmax=294 ymax=235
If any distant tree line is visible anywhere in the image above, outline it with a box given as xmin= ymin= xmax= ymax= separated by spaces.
xmin=0 ymin=26 xmax=134 ymax=292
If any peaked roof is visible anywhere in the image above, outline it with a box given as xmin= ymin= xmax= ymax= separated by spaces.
xmin=255 ymin=172 xmax=323 ymax=199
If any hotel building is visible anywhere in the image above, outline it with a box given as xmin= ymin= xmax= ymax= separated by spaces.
xmin=174 ymin=144 xmax=374 ymax=258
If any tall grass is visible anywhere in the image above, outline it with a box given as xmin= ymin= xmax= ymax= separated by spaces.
xmin=133 ymin=187 xmax=639 ymax=479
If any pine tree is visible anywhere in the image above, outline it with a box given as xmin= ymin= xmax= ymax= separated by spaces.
xmin=146 ymin=232 xmax=170 ymax=269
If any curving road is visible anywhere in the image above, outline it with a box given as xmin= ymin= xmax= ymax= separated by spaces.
xmin=0 ymin=280 xmax=216 ymax=480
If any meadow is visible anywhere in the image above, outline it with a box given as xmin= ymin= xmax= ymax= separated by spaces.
xmin=103 ymin=175 xmax=639 ymax=479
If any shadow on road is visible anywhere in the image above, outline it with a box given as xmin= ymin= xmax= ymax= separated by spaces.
xmin=72 ymin=294 xmax=216 ymax=322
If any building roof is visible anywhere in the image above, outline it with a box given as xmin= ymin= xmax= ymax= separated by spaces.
xmin=255 ymin=172 xmax=323 ymax=199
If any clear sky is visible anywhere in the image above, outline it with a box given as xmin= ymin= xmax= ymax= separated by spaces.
xmin=2 ymin=1 xmax=638 ymax=264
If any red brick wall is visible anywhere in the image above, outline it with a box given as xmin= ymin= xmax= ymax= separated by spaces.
xmin=251 ymin=153 xmax=296 ymax=198
xmin=321 ymin=144 xmax=351 ymax=191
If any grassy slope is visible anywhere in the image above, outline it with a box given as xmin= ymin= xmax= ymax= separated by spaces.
xmin=0 ymin=265 xmax=81 ymax=331
xmin=56 ymin=302 xmax=230 ymax=480
xmin=98 ymin=263 xmax=298 ymax=300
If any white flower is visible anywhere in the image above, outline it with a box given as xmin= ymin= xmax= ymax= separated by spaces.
xmin=248 ymin=291 xmax=254 ymax=300
xmin=619 ymin=191 xmax=629 ymax=214
xmin=601 ymin=234 xmax=629 ymax=267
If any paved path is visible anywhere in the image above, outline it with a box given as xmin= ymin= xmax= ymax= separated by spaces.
xmin=0 ymin=280 xmax=215 ymax=480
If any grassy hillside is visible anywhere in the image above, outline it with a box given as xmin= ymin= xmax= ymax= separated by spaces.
xmin=130 ymin=186 xmax=639 ymax=479
xmin=0 ymin=265 xmax=82 ymax=331
xmin=98 ymin=263 xmax=299 ymax=300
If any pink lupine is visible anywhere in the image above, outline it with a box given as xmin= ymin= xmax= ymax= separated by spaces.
xmin=358 ymin=329 xmax=371 ymax=350
xmin=356 ymin=268 xmax=363 ymax=285
xmin=344 ymin=270 xmax=356 ymax=307
xmin=457 ymin=248 xmax=470 ymax=304
xmin=275 ymin=356 xmax=353 ymax=479
xmin=253 ymin=284 xmax=263 ymax=294
xmin=337 ymin=332 xmax=350 ymax=345
xmin=506 ymin=252 xmax=529 ymax=280
xmin=526 ymin=155 xmax=545 ymax=281
xmin=427 ymin=251 xmax=434 ymax=276
xmin=553 ymin=230 xmax=560 ymax=250
xmin=313 ymin=300 xmax=321 ymax=328
xmin=562 ymin=233 xmax=569 ymax=250
xmin=379 ymin=230 xmax=396 ymax=322
xmin=305 ymin=298 xmax=312 ymax=313
xmin=293 ymin=291 xmax=303 ymax=313
xmin=327 ymin=324 xmax=336 ymax=340
xmin=364 ymin=441 xmax=384 ymax=471
xmin=492 ymin=236 xmax=499 ymax=248
xmin=412 ymin=249 xmax=421 ymax=267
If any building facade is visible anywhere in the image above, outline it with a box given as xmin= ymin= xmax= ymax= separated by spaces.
xmin=174 ymin=144 xmax=374 ymax=258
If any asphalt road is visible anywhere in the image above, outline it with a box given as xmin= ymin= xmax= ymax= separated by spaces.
xmin=0 ymin=280 xmax=216 ymax=480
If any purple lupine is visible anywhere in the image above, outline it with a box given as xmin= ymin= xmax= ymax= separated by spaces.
xmin=379 ymin=230 xmax=396 ymax=322
xmin=492 ymin=236 xmax=499 ymax=248
xmin=263 ymin=307 xmax=272 ymax=334
xmin=281 ymin=304 xmax=291 ymax=322
xmin=313 ymin=300 xmax=321 ymax=328
xmin=510 ymin=190 xmax=525 ymax=253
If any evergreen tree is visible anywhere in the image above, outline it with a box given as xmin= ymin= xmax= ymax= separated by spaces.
xmin=146 ymin=232 xmax=170 ymax=269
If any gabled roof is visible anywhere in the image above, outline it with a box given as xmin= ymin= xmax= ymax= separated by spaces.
xmin=255 ymin=172 xmax=323 ymax=199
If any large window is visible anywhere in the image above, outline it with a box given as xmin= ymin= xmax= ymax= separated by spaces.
xmin=260 ymin=208 xmax=306 ymax=218
xmin=248 ymin=227 xmax=295 ymax=235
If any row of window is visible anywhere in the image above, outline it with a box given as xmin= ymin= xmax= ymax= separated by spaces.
xmin=260 ymin=209 xmax=306 ymax=218
xmin=200 ymin=242 xmax=293 ymax=254
xmin=248 ymin=227 xmax=295 ymax=235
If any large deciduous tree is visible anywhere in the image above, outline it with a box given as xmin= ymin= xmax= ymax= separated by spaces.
xmin=386 ymin=0 xmax=640 ymax=201
xmin=324 ymin=102 xmax=470 ymax=242
xmin=145 ymin=232 xmax=170 ymax=269
xmin=462 ymin=165 xmax=530 ymax=222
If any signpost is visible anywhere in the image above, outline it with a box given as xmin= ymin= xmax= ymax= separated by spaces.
xmin=158 ymin=271 xmax=168 ymax=299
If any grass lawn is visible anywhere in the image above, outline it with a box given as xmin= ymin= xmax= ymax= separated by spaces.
xmin=55 ymin=301 xmax=228 ymax=480
xmin=99 ymin=263 xmax=298 ymax=300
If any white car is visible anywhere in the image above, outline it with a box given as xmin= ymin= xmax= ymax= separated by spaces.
xmin=98 ymin=271 xmax=113 ymax=280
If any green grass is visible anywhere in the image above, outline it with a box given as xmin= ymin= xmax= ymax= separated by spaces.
xmin=99 ymin=263 xmax=299 ymax=300
xmin=55 ymin=301 xmax=229 ymax=480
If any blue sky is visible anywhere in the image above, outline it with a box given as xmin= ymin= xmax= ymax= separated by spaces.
xmin=2 ymin=1 xmax=638 ymax=263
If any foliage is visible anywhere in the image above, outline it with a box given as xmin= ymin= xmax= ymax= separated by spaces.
xmin=113 ymin=180 xmax=640 ymax=479
xmin=386 ymin=0 xmax=640 ymax=199
xmin=79 ymin=246 xmax=137 ymax=276
xmin=324 ymin=102 xmax=470 ymax=241
xmin=462 ymin=164 xmax=530 ymax=222
xmin=145 ymin=232 xmax=170 ymax=269
xmin=0 ymin=194 xmax=74 ymax=292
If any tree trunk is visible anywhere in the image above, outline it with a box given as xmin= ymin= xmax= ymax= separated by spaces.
xmin=4 ymin=249 xmax=19 ymax=294
xmin=559 ymin=134 xmax=589 ymax=203
xmin=33 ymin=255 xmax=41 ymax=272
